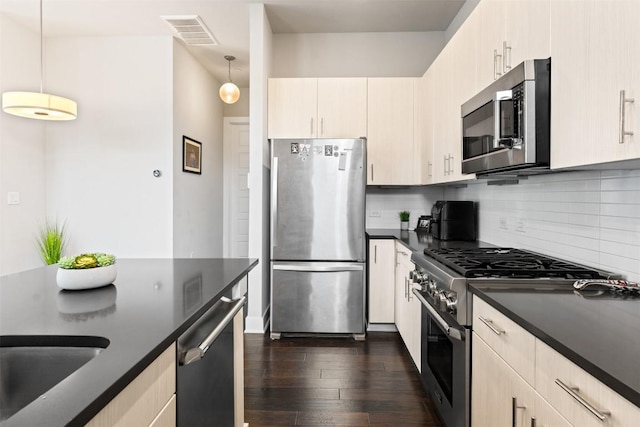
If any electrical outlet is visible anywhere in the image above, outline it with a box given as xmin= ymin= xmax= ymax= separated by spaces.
xmin=7 ymin=192 xmax=19 ymax=205
xmin=369 ymin=210 xmax=381 ymax=217
xmin=499 ymin=217 xmax=507 ymax=230
xmin=515 ymin=219 xmax=526 ymax=233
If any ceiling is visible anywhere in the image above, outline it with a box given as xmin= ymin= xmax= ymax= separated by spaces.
xmin=0 ymin=0 xmax=466 ymax=87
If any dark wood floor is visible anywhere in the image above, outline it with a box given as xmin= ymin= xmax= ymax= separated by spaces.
xmin=244 ymin=331 xmax=443 ymax=426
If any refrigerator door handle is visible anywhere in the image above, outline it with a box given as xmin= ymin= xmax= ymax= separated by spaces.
xmin=273 ymin=263 xmax=364 ymax=272
xmin=271 ymin=157 xmax=279 ymax=248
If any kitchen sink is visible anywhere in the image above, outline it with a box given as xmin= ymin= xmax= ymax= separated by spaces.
xmin=0 ymin=335 xmax=109 ymax=421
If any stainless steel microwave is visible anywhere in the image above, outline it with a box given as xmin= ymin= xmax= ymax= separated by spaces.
xmin=461 ymin=58 xmax=551 ymax=175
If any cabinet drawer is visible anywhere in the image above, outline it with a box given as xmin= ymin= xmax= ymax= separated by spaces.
xmin=536 ymin=340 xmax=640 ymax=427
xmin=473 ymin=296 xmax=535 ymax=385
xmin=86 ymin=343 xmax=176 ymax=427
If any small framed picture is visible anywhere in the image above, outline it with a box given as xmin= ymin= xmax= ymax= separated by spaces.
xmin=183 ymin=136 xmax=202 ymax=174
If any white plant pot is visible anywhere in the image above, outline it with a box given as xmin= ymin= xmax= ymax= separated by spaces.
xmin=400 ymin=221 xmax=409 ymax=230
xmin=56 ymin=264 xmax=117 ymax=290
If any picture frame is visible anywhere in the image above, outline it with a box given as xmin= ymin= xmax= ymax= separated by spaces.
xmin=182 ymin=136 xmax=202 ymax=174
xmin=416 ymin=215 xmax=432 ymax=231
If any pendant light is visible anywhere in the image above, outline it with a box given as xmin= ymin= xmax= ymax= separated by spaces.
xmin=219 ymin=55 xmax=240 ymax=104
xmin=2 ymin=0 xmax=77 ymax=121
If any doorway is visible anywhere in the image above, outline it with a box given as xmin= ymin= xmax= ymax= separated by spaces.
xmin=223 ymin=117 xmax=250 ymax=258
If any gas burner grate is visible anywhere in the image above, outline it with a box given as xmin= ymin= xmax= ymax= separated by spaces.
xmin=423 ymin=247 xmax=603 ymax=279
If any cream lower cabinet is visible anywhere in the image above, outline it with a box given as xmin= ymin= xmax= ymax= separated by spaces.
xmin=472 ymin=295 xmax=640 ymax=426
xmin=536 ymin=340 xmax=640 ymax=427
xmin=268 ymin=77 xmax=367 ymax=139
xmin=473 ymin=333 xmax=571 ymax=427
xmin=394 ymin=242 xmax=421 ymax=371
xmin=368 ymin=239 xmax=396 ymax=324
xmin=550 ymin=0 xmax=640 ymax=168
xmin=86 ymin=343 xmax=176 ymax=427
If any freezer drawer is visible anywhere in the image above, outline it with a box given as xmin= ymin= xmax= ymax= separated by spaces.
xmin=270 ymin=262 xmax=365 ymax=337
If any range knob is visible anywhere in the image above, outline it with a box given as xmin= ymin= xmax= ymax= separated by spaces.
xmin=410 ymin=270 xmax=427 ymax=284
xmin=427 ymin=280 xmax=438 ymax=296
xmin=443 ymin=291 xmax=458 ymax=314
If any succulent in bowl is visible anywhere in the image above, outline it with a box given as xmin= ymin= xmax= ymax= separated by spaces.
xmin=58 ymin=253 xmax=116 ymax=269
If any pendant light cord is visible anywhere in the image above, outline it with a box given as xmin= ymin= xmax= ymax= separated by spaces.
xmin=227 ymin=58 xmax=232 ymax=83
xmin=39 ymin=0 xmax=44 ymax=94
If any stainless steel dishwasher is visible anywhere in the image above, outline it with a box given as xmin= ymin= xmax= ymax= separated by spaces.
xmin=177 ymin=295 xmax=246 ymax=427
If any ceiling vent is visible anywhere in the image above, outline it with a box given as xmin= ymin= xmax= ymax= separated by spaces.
xmin=161 ymin=15 xmax=219 ymax=46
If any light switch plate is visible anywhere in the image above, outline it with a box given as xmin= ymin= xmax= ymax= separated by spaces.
xmin=7 ymin=192 xmax=19 ymax=205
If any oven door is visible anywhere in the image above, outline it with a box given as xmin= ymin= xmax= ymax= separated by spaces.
xmin=414 ymin=290 xmax=470 ymax=427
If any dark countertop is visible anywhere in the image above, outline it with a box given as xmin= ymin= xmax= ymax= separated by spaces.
xmin=366 ymin=228 xmax=493 ymax=253
xmin=0 ymin=258 xmax=258 ymax=427
xmin=471 ymin=285 xmax=640 ymax=408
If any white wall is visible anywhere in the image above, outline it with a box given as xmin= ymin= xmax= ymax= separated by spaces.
xmin=366 ymin=187 xmax=444 ymax=229
xmin=0 ymin=15 xmax=48 ymax=275
xmin=246 ymin=3 xmax=273 ymax=333
xmin=172 ymin=40 xmax=225 ymax=258
xmin=223 ymin=88 xmax=250 ymax=117
xmin=272 ymin=32 xmax=445 ymax=78
xmin=45 ymin=36 xmax=174 ymax=258
xmin=445 ymin=169 xmax=640 ymax=282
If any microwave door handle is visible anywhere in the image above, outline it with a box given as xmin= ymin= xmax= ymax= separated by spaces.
xmin=493 ymin=90 xmax=513 ymax=148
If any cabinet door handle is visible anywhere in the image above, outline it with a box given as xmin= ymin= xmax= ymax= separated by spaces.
xmin=619 ymin=89 xmax=635 ymax=144
xmin=449 ymin=155 xmax=454 ymax=175
xmin=404 ymin=277 xmax=408 ymax=299
xmin=478 ymin=316 xmax=505 ymax=335
xmin=374 ymin=245 xmax=377 ymax=263
xmin=494 ymin=49 xmax=503 ymax=80
xmin=555 ymin=379 xmax=611 ymax=421
xmin=371 ymin=164 xmax=374 ymax=182
xmin=512 ymin=397 xmax=526 ymax=427
xmin=530 ymin=417 xmax=536 ymax=427
xmin=427 ymin=161 xmax=432 ymax=178
xmin=503 ymin=41 xmax=512 ymax=74
xmin=320 ymin=117 xmax=324 ymax=136
xmin=310 ymin=117 xmax=314 ymax=136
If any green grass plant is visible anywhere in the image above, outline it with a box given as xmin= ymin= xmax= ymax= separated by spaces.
xmin=36 ymin=219 xmax=67 ymax=265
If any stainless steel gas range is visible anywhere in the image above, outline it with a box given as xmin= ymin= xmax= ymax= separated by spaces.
xmin=409 ymin=247 xmax=618 ymax=427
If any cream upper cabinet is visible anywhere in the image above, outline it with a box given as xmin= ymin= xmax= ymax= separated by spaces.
xmin=317 ymin=78 xmax=368 ymax=138
xmin=268 ymin=78 xmax=367 ymax=139
xmin=428 ymin=13 xmax=477 ymax=184
xmin=367 ymin=78 xmax=416 ymax=185
xmin=550 ymin=0 xmax=640 ymax=169
xmin=417 ymin=73 xmax=434 ymax=184
xmin=475 ymin=0 xmax=550 ymax=89
xmin=268 ymin=78 xmax=318 ymax=138
xmin=368 ymin=239 xmax=396 ymax=324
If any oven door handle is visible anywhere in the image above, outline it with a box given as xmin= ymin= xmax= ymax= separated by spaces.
xmin=413 ymin=289 xmax=465 ymax=341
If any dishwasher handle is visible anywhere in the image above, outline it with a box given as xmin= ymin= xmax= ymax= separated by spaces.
xmin=179 ymin=296 xmax=246 ymax=366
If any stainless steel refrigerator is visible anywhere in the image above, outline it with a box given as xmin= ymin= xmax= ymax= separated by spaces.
xmin=270 ymin=138 xmax=366 ymax=340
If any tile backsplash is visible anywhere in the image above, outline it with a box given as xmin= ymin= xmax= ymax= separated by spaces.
xmin=444 ymin=169 xmax=640 ymax=282
xmin=365 ymin=186 xmax=444 ymax=229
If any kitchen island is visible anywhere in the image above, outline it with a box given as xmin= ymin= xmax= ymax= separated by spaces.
xmin=0 ymin=258 xmax=258 ymax=427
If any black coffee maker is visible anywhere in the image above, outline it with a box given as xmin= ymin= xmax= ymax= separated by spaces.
xmin=429 ymin=201 xmax=476 ymax=241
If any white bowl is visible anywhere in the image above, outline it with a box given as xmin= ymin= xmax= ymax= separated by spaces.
xmin=56 ymin=264 xmax=117 ymax=290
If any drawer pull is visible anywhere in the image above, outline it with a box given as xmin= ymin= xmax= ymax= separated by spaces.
xmin=555 ymin=378 xmax=611 ymax=421
xmin=478 ymin=316 xmax=505 ymax=335
xmin=512 ymin=397 xmax=526 ymax=427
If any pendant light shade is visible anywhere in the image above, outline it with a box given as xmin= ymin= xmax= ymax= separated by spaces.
xmin=2 ymin=92 xmax=77 ymax=121
xmin=219 ymin=55 xmax=240 ymax=104
xmin=2 ymin=0 xmax=77 ymax=121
